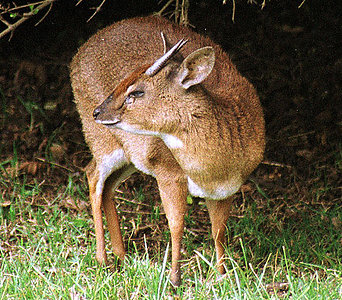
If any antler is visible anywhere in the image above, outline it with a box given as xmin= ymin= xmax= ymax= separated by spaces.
xmin=145 ymin=37 xmax=188 ymax=77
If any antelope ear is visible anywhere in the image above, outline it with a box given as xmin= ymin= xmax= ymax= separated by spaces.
xmin=177 ymin=46 xmax=215 ymax=89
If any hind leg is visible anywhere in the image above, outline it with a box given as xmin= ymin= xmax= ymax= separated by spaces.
xmin=205 ymin=198 xmax=233 ymax=274
xmin=102 ymin=164 xmax=136 ymax=260
xmin=86 ymin=160 xmax=108 ymax=264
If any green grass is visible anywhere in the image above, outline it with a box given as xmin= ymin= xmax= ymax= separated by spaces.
xmin=1 ymin=209 xmax=341 ymax=299
xmin=1 ymin=164 xmax=341 ymax=299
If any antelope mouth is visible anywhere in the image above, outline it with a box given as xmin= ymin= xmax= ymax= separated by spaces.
xmin=95 ymin=118 xmax=121 ymax=127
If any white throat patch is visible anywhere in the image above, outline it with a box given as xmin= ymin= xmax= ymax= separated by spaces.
xmin=116 ymin=122 xmax=183 ymax=149
xmin=160 ymin=133 xmax=183 ymax=149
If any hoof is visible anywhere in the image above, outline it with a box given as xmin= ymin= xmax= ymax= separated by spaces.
xmin=96 ymin=253 xmax=108 ymax=266
xmin=170 ymin=271 xmax=181 ymax=288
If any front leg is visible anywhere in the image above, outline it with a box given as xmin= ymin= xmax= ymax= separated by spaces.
xmin=156 ymin=173 xmax=188 ymax=287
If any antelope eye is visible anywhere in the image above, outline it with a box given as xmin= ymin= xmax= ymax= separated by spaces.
xmin=128 ymin=91 xmax=144 ymax=98
xmin=125 ymin=90 xmax=144 ymax=105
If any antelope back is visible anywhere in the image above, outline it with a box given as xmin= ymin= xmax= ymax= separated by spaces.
xmin=71 ymin=15 xmax=257 ymax=106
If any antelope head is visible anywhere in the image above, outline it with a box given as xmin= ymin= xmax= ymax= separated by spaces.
xmin=93 ymin=35 xmax=215 ymax=137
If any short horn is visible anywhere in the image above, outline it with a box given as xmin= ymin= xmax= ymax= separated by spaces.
xmin=145 ymin=38 xmax=188 ymax=77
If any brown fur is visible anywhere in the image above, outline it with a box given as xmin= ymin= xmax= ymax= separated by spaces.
xmin=70 ymin=15 xmax=265 ymax=286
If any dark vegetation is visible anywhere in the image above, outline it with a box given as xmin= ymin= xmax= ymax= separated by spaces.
xmin=1 ymin=0 xmax=341 ymax=275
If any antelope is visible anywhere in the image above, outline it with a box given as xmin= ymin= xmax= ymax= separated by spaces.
xmin=70 ymin=15 xmax=265 ymax=286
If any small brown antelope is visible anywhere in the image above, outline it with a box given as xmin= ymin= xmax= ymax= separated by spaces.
xmin=70 ymin=15 xmax=265 ymax=286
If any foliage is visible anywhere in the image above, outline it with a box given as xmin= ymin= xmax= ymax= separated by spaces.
xmin=0 ymin=0 xmax=55 ymax=39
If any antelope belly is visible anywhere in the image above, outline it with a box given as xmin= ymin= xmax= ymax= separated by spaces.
xmin=187 ymin=176 xmax=242 ymax=200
